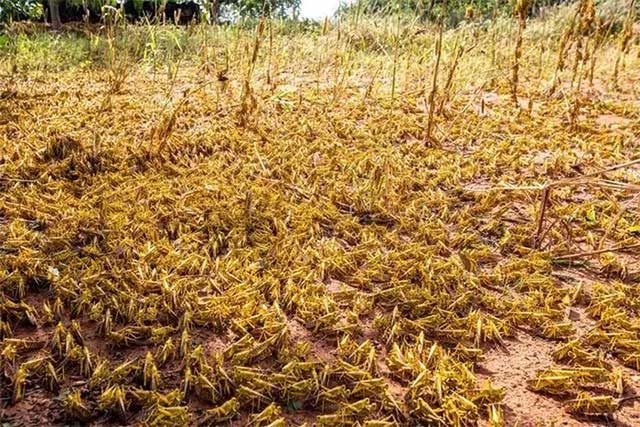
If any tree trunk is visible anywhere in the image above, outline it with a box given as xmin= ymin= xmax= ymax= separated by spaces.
xmin=210 ymin=0 xmax=219 ymax=23
xmin=49 ymin=0 xmax=62 ymax=30
xmin=82 ymin=0 xmax=89 ymax=23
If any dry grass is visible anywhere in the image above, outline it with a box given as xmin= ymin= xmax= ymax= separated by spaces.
xmin=0 ymin=3 xmax=639 ymax=426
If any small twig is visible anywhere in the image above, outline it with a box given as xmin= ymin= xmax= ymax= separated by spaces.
xmin=465 ymin=184 xmax=544 ymax=192
xmin=468 ymin=157 xmax=640 ymax=251
xmin=0 ymin=176 xmax=37 ymax=183
xmin=425 ymin=0 xmax=447 ymax=143
xmin=618 ymin=394 xmax=640 ymax=405
xmin=554 ymin=243 xmax=640 ymax=261
xmin=557 ymin=158 xmax=640 ymax=185
xmin=539 ymin=215 xmax=562 ymax=250
xmin=467 ymin=157 xmax=640 ymax=193
xmin=561 ymin=219 xmax=575 ymax=249
xmin=253 ymin=140 xmax=268 ymax=173
xmin=534 ymin=186 xmax=552 ymax=248
xmin=591 ymin=179 xmax=640 ymax=192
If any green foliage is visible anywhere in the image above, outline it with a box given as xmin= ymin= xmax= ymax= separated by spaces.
xmin=1 ymin=31 xmax=91 ymax=70
xmin=0 ymin=0 xmax=301 ymax=23
xmin=339 ymin=0 xmax=503 ymax=24
xmin=217 ymin=0 xmax=301 ymax=19
xmin=338 ymin=0 xmax=585 ymax=26
xmin=0 ymin=0 xmax=43 ymax=23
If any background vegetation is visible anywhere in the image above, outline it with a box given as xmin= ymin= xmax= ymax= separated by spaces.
xmin=1 ymin=0 xmax=633 ymax=24
xmin=0 ymin=0 xmax=303 ymax=23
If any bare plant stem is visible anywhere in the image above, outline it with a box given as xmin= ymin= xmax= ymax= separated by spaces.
xmin=437 ymin=39 xmax=463 ymax=114
xmin=511 ymin=3 xmax=528 ymax=107
xmin=534 ymin=186 xmax=552 ymax=248
xmin=239 ymin=8 xmax=266 ymax=126
xmin=549 ymin=9 xmax=579 ymax=96
xmin=612 ymin=0 xmax=636 ymax=87
xmin=555 ymin=243 xmax=640 ymax=260
xmin=426 ymin=0 xmax=446 ymax=143
xmin=391 ymin=13 xmax=401 ymax=100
